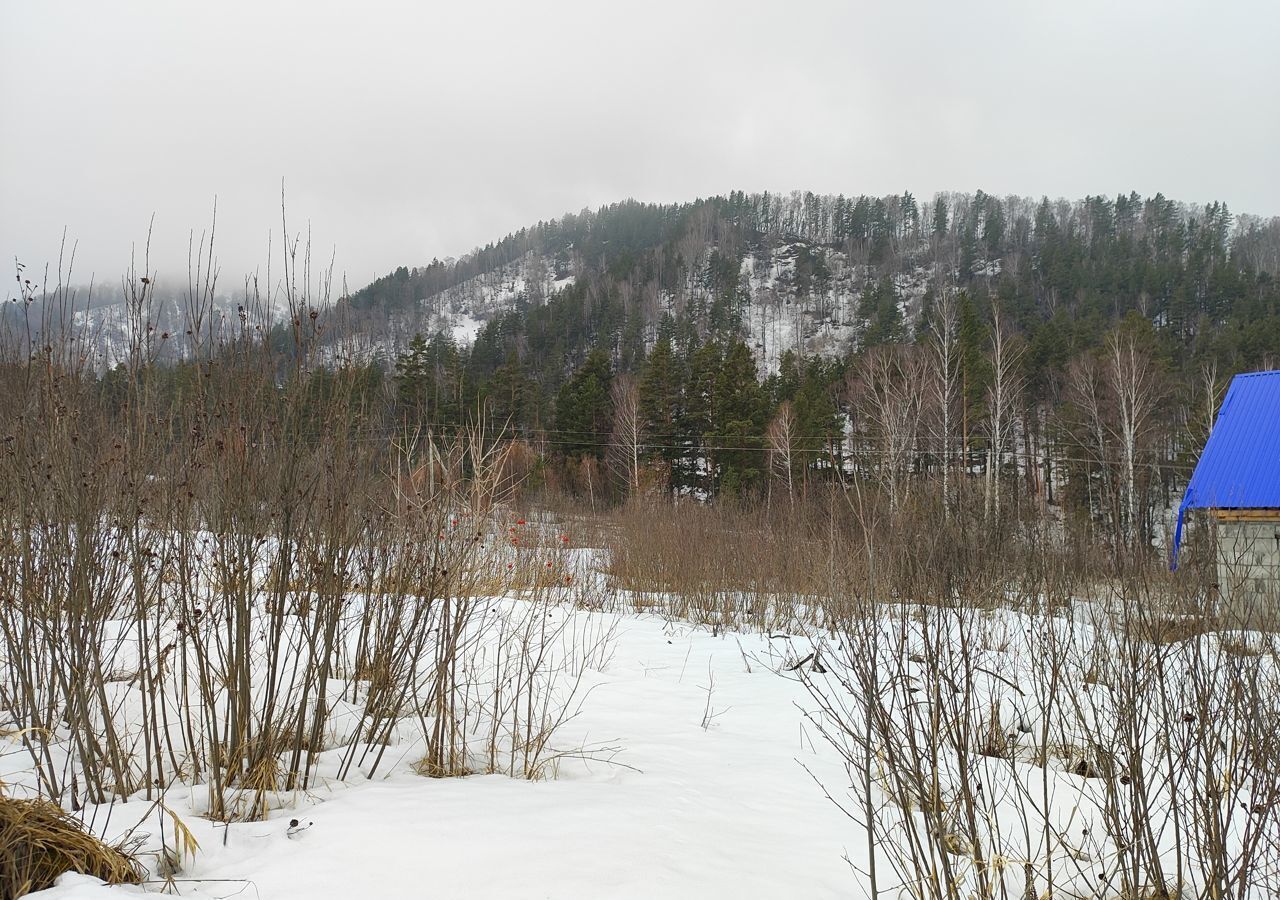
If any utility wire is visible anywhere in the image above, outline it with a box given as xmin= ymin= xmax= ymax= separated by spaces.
xmin=243 ymin=420 xmax=1198 ymax=469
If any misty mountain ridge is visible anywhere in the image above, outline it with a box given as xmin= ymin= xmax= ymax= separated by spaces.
xmin=339 ymin=189 xmax=1278 ymax=378
xmin=10 ymin=189 xmax=1278 ymax=385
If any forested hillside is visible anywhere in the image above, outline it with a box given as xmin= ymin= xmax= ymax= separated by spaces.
xmin=349 ymin=190 xmax=1280 ymax=546
xmin=14 ymin=189 xmax=1278 ymax=550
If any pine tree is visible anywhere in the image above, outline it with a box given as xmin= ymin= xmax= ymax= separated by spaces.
xmin=933 ymin=196 xmax=949 ymax=237
xmin=394 ymin=333 xmax=431 ymax=424
xmin=680 ymin=341 xmax=720 ymax=494
xmin=394 ymin=332 xmax=465 ymax=429
xmin=859 ymin=277 xmax=905 ymax=347
xmin=554 ymin=349 xmax=613 ymax=459
xmin=639 ymin=330 xmax=682 ymax=486
xmin=485 ymin=356 xmax=537 ymax=431
xmin=708 ymin=340 xmax=766 ymax=497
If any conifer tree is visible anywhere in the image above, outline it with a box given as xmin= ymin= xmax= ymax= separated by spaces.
xmin=554 ymin=349 xmax=613 ymax=460
xmin=708 ymin=340 xmax=766 ymax=496
xmin=639 ymin=329 xmax=683 ymax=489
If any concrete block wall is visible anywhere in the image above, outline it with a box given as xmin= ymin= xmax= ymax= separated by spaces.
xmin=1216 ymin=517 xmax=1280 ymax=627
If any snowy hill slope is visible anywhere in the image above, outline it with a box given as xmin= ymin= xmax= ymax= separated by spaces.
xmin=353 ymin=238 xmax=941 ymax=376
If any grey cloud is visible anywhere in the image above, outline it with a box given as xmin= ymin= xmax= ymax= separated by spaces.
xmin=3 ymin=0 xmax=1277 ymax=289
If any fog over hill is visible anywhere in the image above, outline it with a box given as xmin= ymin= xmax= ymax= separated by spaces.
xmin=11 ymin=189 xmax=1277 ymax=388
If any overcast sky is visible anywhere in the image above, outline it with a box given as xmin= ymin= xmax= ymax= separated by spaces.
xmin=2 ymin=0 xmax=1278 ymax=293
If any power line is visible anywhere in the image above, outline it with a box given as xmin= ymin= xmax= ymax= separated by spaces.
xmin=257 ymin=421 xmax=1198 ymax=470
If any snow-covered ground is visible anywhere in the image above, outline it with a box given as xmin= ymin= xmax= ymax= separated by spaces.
xmin=416 ymin=252 xmax=578 ymax=346
xmin=8 ymin=542 xmax=1278 ymax=898
xmin=15 ymin=610 xmax=856 ymax=899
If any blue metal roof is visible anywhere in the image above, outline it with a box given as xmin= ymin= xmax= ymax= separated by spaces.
xmin=1172 ymin=370 xmax=1280 ymax=568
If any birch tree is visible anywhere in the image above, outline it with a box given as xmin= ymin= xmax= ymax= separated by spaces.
xmin=767 ymin=399 xmax=798 ymax=507
xmin=607 ymin=374 xmax=644 ymax=496
xmin=929 ymin=291 xmax=960 ymax=518
xmin=1067 ymin=354 xmax=1115 ymax=540
xmin=854 ymin=345 xmax=926 ymax=512
xmin=1105 ymin=329 xmax=1161 ymax=546
xmin=1200 ymin=360 xmax=1223 ymax=441
xmin=1066 ymin=326 xmax=1163 ymax=549
xmin=984 ymin=304 xmax=1024 ymax=530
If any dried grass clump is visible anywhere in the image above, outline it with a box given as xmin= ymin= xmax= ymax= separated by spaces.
xmin=0 ymin=794 xmax=143 ymax=899
xmin=1127 ymin=613 xmax=1220 ymax=646
xmin=412 ymin=756 xmax=477 ymax=778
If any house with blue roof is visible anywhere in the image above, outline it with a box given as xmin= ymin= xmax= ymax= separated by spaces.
xmin=1173 ymin=370 xmax=1280 ymax=618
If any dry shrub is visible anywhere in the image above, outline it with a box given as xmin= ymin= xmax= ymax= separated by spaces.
xmin=497 ymin=439 xmax=540 ymax=497
xmin=605 ymin=498 xmax=836 ymax=616
xmin=0 ymin=258 xmax=594 ymax=823
xmin=1128 ymin=614 xmax=1221 ymax=645
xmin=1216 ymin=633 xmax=1269 ymax=657
xmin=0 ymin=795 xmax=143 ymax=899
xmin=603 ymin=484 xmax=1067 ymax=631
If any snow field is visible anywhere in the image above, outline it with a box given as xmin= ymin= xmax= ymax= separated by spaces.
xmin=16 ymin=610 xmax=857 ymax=899
xmin=8 ymin=536 xmax=1279 ymax=899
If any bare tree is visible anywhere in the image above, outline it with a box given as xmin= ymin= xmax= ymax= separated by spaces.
xmin=1067 ymin=352 xmax=1118 ymax=544
xmin=607 ymin=374 xmax=644 ymax=496
xmin=767 ymin=399 xmax=798 ymax=507
xmin=1105 ymin=329 xmax=1161 ymax=547
xmin=1199 ymin=359 xmax=1223 ymax=441
xmin=1065 ymin=329 xmax=1163 ymax=550
xmin=984 ymin=303 xmax=1023 ymax=530
xmin=929 ymin=291 xmax=960 ymax=518
xmin=854 ymin=345 xmax=926 ymax=512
